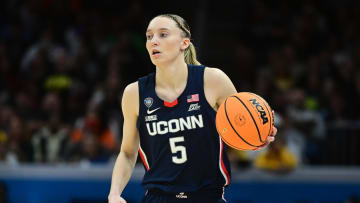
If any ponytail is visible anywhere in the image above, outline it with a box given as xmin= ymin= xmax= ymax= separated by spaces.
xmin=184 ymin=42 xmax=201 ymax=65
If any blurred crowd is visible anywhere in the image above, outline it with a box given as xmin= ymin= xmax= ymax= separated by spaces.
xmin=0 ymin=0 xmax=360 ymax=171
xmin=221 ymin=0 xmax=360 ymax=170
xmin=0 ymin=0 xmax=151 ymax=165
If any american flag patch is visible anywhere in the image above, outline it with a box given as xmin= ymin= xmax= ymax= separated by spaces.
xmin=187 ymin=94 xmax=199 ymax=103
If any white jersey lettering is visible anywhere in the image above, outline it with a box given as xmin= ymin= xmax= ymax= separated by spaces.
xmin=191 ymin=114 xmax=203 ymax=129
xmin=168 ymin=119 xmax=180 ymax=133
xmin=146 ymin=114 xmax=203 ymax=136
xmin=179 ymin=117 xmax=192 ymax=131
xmin=157 ymin=121 xmax=168 ymax=135
xmin=146 ymin=123 xmax=157 ymax=136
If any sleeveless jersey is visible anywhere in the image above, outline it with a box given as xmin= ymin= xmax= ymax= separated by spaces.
xmin=137 ymin=64 xmax=231 ymax=193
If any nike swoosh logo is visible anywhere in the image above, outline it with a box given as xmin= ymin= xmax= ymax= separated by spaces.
xmin=147 ymin=107 xmax=160 ymax=114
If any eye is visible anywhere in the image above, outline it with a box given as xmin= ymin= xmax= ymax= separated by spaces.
xmin=160 ymin=32 xmax=168 ymax=38
xmin=146 ymin=34 xmax=153 ymax=40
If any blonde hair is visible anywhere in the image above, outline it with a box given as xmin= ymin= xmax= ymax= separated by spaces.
xmin=155 ymin=14 xmax=201 ymax=65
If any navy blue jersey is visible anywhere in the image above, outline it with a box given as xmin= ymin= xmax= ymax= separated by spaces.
xmin=137 ymin=64 xmax=231 ymax=194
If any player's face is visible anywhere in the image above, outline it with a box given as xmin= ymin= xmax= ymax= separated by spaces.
xmin=146 ymin=17 xmax=187 ymax=66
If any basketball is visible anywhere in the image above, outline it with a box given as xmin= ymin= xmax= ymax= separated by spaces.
xmin=216 ymin=92 xmax=274 ymax=151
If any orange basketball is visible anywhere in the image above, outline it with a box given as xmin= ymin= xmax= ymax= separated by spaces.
xmin=216 ymin=92 xmax=274 ymax=151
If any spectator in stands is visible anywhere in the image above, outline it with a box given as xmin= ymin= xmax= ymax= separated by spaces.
xmin=80 ymin=132 xmax=110 ymax=164
xmin=286 ymin=88 xmax=325 ymax=164
xmin=66 ymin=107 xmax=117 ymax=162
xmin=31 ymin=113 xmax=68 ymax=163
xmin=254 ymin=114 xmax=298 ymax=173
xmin=7 ymin=115 xmax=32 ymax=163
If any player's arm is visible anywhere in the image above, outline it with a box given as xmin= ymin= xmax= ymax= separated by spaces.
xmin=108 ymin=82 xmax=140 ymax=203
xmin=204 ymin=67 xmax=237 ymax=111
xmin=204 ymin=67 xmax=277 ymax=147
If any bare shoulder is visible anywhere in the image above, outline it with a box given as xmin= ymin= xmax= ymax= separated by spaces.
xmin=123 ymin=81 xmax=139 ymax=96
xmin=204 ymin=67 xmax=237 ymax=110
xmin=204 ymin=67 xmax=228 ymax=82
xmin=122 ymin=81 xmax=139 ymax=116
xmin=204 ymin=67 xmax=235 ymax=90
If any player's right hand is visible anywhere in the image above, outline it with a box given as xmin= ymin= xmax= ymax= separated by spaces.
xmin=108 ymin=194 xmax=127 ymax=203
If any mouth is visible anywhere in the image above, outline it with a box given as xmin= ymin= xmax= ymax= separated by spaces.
xmin=152 ymin=49 xmax=161 ymax=56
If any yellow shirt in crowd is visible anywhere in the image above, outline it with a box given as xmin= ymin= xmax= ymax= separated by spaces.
xmin=254 ymin=147 xmax=298 ymax=171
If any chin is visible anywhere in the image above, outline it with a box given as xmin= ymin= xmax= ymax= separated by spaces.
xmin=151 ymin=58 xmax=167 ymax=67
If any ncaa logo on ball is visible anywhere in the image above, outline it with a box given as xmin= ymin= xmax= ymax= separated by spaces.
xmin=144 ymin=97 xmax=153 ymax=108
xmin=249 ymin=98 xmax=268 ymax=125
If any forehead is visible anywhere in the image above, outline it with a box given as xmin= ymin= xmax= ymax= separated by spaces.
xmin=146 ymin=17 xmax=178 ymax=32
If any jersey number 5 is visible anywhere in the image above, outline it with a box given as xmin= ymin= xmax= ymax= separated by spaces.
xmin=169 ymin=136 xmax=187 ymax=164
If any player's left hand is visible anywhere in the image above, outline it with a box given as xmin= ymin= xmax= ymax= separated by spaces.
xmin=267 ymin=126 xmax=277 ymax=142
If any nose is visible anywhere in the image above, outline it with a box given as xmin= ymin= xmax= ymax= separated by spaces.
xmin=150 ymin=36 xmax=159 ymax=47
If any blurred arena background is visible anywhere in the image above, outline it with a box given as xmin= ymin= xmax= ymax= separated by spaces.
xmin=1 ymin=0 xmax=360 ymax=202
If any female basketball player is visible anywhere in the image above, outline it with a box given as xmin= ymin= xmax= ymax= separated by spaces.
xmin=108 ymin=14 xmax=277 ymax=203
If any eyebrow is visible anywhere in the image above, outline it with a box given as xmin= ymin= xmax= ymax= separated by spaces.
xmin=146 ymin=28 xmax=170 ymax=33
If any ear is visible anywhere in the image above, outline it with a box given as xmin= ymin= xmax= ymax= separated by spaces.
xmin=180 ymin=38 xmax=190 ymax=51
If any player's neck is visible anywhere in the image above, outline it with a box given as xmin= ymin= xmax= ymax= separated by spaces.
xmin=155 ymin=60 xmax=188 ymax=90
